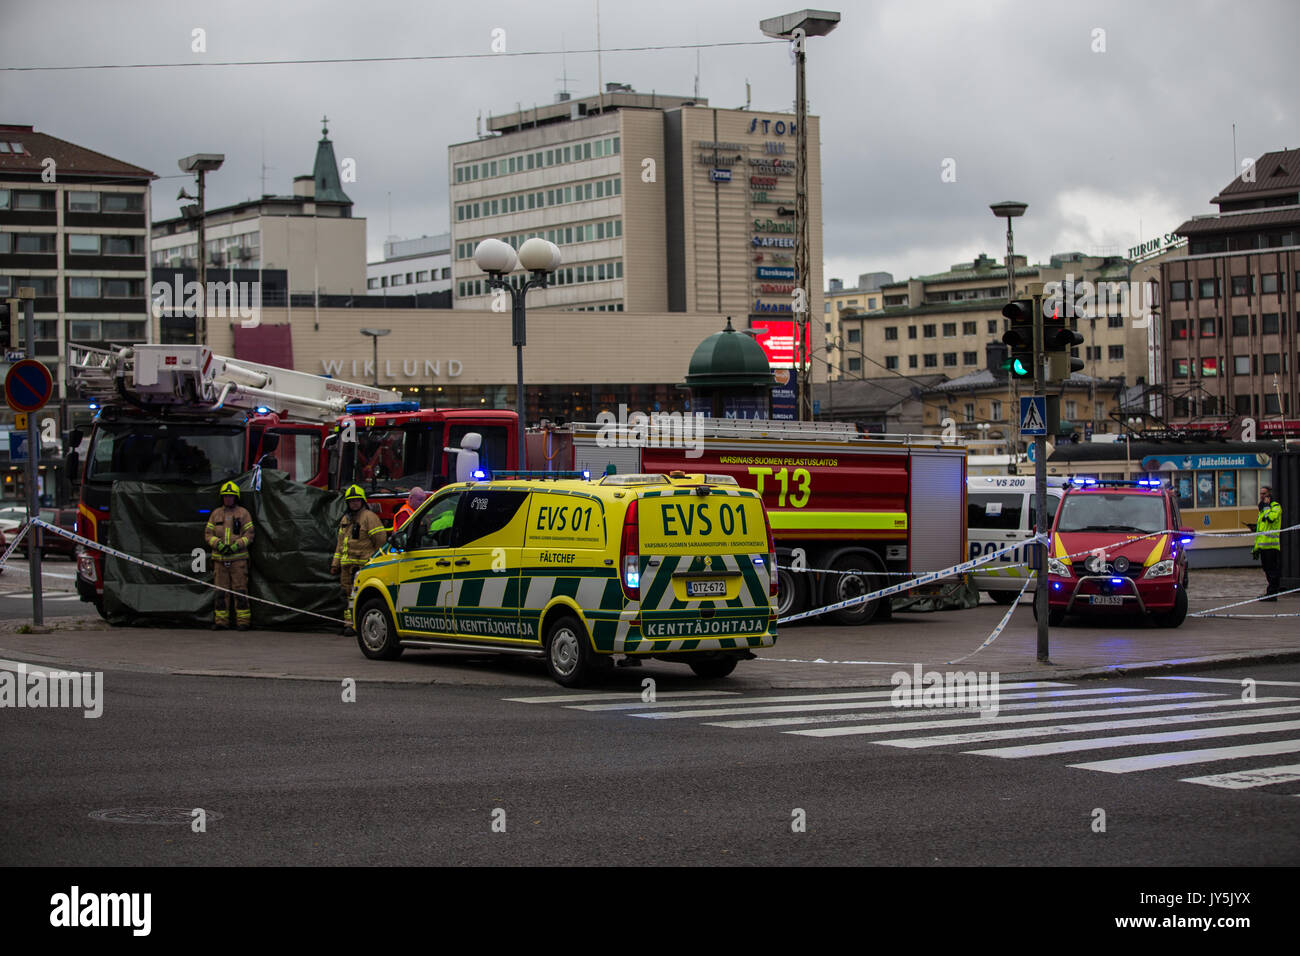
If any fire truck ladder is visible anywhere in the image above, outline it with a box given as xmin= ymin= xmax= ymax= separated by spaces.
xmin=67 ymin=344 xmax=400 ymax=423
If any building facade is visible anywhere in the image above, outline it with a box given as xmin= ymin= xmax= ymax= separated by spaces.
xmin=823 ymin=271 xmax=890 ymax=374
xmin=1162 ymin=148 xmax=1300 ymax=430
xmin=367 ymin=233 xmax=451 ymax=296
xmin=151 ymin=121 xmax=367 ymax=322
xmin=448 ymin=86 xmax=823 ymax=324
xmin=0 ymin=122 xmax=155 ymax=449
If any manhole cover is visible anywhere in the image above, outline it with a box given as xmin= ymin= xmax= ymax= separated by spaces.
xmin=88 ymin=807 xmax=224 ymax=825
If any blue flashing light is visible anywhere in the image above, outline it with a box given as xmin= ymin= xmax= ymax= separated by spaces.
xmin=87 ymin=401 xmax=99 ymax=411
xmin=1111 ymin=578 xmax=1123 ymax=585
xmin=344 ymin=401 xmax=421 ymax=414
xmin=1052 ymin=582 xmax=1062 ymax=590
xmin=255 ymin=405 xmax=271 ymax=415
xmin=472 ymin=469 xmax=487 ymax=480
xmin=582 ymin=470 xmax=591 ymax=479
xmin=198 ymin=509 xmax=212 ymax=515
xmin=1179 ymin=536 xmax=1194 ymax=545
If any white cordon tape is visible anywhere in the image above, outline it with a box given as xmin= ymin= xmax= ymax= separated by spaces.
xmin=777 ymin=534 xmax=1048 ymax=625
xmin=29 ymin=519 xmax=346 ymax=626
xmin=946 ymin=574 xmax=1034 ymax=665
xmin=1189 ymin=583 xmax=1300 ymax=618
xmin=0 ymin=522 xmax=31 ymax=568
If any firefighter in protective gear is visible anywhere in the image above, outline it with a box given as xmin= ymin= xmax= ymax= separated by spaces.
xmin=205 ymin=480 xmax=255 ymax=630
xmin=332 ymin=485 xmax=388 ymax=635
xmin=1253 ymin=485 xmax=1282 ymax=601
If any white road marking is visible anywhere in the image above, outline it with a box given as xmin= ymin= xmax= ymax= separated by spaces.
xmin=748 ymin=693 xmax=1226 ymax=732
xmin=967 ymin=719 xmax=1300 ymax=759
xmin=1071 ymin=740 xmax=1300 ymax=774
xmin=630 ymin=686 xmax=1152 ymax=720
xmin=575 ymin=681 xmax=1064 ymax=712
xmin=872 ymin=703 xmax=1300 ymax=748
xmin=504 ymin=690 xmax=740 ymax=704
xmin=1180 ymin=763 xmax=1300 ymax=789
xmin=1151 ymin=676 xmax=1300 ymax=687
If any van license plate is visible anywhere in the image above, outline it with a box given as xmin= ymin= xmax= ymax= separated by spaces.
xmin=1089 ymin=595 xmax=1124 ymax=606
xmin=688 ymin=580 xmax=727 ymax=597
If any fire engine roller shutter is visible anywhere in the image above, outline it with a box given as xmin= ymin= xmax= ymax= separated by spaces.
xmin=908 ymin=451 xmax=966 ymax=574
xmin=574 ymin=444 xmax=641 ymax=477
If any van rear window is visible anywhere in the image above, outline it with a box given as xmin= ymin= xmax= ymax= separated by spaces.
xmin=968 ymin=493 xmax=1024 ymax=531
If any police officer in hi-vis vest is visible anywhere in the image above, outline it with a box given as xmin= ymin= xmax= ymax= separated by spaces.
xmin=205 ymin=480 xmax=255 ymax=630
xmin=332 ymin=485 xmax=388 ymax=635
xmin=1253 ymin=485 xmax=1283 ymax=601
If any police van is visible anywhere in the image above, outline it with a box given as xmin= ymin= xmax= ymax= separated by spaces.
xmin=349 ymin=471 xmax=778 ymax=686
xmin=967 ymin=476 xmax=1068 ymax=603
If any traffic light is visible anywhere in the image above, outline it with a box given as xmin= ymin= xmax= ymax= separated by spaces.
xmin=1043 ymin=303 xmax=1085 ymax=383
xmin=1000 ymin=299 xmax=1035 ymax=379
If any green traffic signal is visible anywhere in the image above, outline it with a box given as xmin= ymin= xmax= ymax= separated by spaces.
xmin=1012 ymin=357 xmax=1029 ymax=377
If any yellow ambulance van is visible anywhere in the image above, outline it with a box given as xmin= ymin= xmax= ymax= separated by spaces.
xmin=349 ymin=471 xmax=778 ymax=686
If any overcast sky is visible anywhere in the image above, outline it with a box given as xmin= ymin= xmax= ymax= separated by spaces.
xmin=3 ymin=0 xmax=1297 ymax=286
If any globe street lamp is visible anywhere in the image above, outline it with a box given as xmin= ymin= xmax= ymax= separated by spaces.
xmin=360 ymin=328 xmax=390 ymax=387
xmin=473 ymin=237 xmax=562 ymax=467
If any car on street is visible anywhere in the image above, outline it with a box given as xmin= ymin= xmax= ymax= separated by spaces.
xmin=23 ymin=507 xmax=79 ymax=559
xmin=1041 ymin=479 xmax=1192 ymax=627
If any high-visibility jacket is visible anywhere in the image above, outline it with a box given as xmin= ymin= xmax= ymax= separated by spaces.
xmin=335 ymin=507 xmax=388 ymax=567
xmin=393 ymin=504 xmax=414 ymax=532
xmin=1256 ymin=501 xmax=1282 ymax=550
xmin=205 ymin=504 xmax=254 ymax=561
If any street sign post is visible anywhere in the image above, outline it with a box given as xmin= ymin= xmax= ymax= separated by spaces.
xmin=11 ymin=292 xmax=43 ymax=625
xmin=1020 ymin=396 xmax=1047 ymax=436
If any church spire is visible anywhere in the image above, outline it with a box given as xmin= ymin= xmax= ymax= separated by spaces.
xmin=312 ymin=115 xmax=352 ymax=206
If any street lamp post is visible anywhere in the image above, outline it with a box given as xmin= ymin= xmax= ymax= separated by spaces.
xmin=761 ymin=9 xmax=840 ymax=421
xmin=473 ymin=237 xmax=562 ymax=468
xmin=178 ymin=153 xmax=225 ymax=346
xmin=360 ymin=328 xmax=391 ymax=387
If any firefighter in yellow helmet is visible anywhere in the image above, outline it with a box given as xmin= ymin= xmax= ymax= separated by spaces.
xmin=331 ymin=484 xmax=388 ymax=635
xmin=205 ymin=480 xmax=255 ymax=630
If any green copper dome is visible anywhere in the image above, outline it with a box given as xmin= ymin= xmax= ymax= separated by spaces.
xmin=684 ymin=317 xmax=776 ymax=387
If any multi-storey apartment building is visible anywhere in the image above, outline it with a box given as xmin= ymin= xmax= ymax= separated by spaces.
xmin=367 ymin=233 xmax=452 ymax=299
xmin=1163 ymin=148 xmax=1300 ymax=430
xmin=0 ymin=123 xmax=154 ymax=439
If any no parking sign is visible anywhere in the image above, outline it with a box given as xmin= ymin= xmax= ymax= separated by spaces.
xmin=4 ymin=359 xmax=53 ymax=413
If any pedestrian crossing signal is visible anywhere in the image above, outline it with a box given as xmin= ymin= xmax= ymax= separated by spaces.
xmin=1000 ymin=299 xmax=1035 ymax=379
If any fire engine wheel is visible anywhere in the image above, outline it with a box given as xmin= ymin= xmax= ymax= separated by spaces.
xmin=689 ymin=655 xmax=738 ymax=679
xmin=357 ymin=598 xmax=404 ymax=660
xmin=544 ymin=613 xmax=602 ymax=688
xmin=822 ymin=551 xmax=888 ymax=626
xmin=775 ymin=565 xmax=808 ymax=619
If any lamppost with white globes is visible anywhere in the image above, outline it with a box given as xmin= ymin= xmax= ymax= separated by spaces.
xmin=472 ymin=237 xmax=563 ymax=468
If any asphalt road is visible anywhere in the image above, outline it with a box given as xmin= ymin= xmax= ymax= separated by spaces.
xmin=3 ymin=659 xmax=1298 ymax=866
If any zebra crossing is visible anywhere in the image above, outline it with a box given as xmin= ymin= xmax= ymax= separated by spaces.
xmin=506 ymin=678 xmax=1300 ymax=795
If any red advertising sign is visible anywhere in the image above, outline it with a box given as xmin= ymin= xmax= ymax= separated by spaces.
xmin=749 ymin=318 xmax=812 ymax=366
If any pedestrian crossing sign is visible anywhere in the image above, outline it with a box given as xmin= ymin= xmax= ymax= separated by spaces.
xmin=1020 ymin=396 xmax=1047 ymax=436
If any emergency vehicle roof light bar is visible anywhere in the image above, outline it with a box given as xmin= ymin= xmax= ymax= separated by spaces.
xmin=343 ymin=401 xmax=422 ymax=414
xmin=492 ymin=470 xmax=591 ymax=481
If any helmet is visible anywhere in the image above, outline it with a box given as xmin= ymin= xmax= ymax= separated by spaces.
xmin=345 ymin=484 xmax=367 ymax=502
xmin=220 ymin=481 xmax=241 ymax=498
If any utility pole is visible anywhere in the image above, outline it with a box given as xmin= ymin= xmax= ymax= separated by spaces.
xmin=1029 ymin=282 xmax=1049 ymax=662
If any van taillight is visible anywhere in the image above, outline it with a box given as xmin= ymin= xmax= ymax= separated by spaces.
xmin=620 ymin=499 xmax=640 ymax=600
xmin=763 ymin=508 xmax=777 ymax=597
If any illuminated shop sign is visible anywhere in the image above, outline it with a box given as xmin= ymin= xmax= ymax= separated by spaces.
xmin=753 ymin=218 xmax=794 ymax=234
xmin=756 ymin=267 xmax=795 ymax=279
xmin=753 ymin=236 xmax=796 ymax=248
xmin=710 ymin=168 xmax=732 ymax=183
